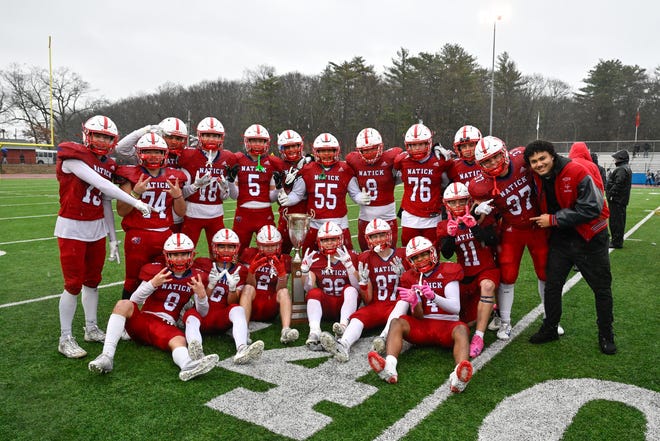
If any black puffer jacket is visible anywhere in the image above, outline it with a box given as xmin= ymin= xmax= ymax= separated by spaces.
xmin=606 ymin=150 xmax=632 ymax=205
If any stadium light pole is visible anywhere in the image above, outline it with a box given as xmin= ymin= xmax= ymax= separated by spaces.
xmin=489 ymin=15 xmax=502 ymax=136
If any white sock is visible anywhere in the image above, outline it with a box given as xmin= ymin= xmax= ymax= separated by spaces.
xmin=385 ymin=355 xmax=398 ymax=373
xmin=185 ymin=315 xmax=202 ymax=344
xmin=339 ymin=287 xmax=359 ymax=324
xmin=475 ymin=330 xmax=485 ymax=339
xmin=101 ymin=313 xmax=125 ymax=358
xmin=172 ymin=346 xmax=192 ymax=370
xmin=59 ymin=290 xmax=78 ymax=337
xmin=538 ymin=279 xmax=547 ymax=318
xmin=381 ymin=300 xmax=409 ymax=337
xmin=341 ymin=319 xmax=364 ymax=348
xmin=81 ymin=285 xmax=99 ymax=327
xmin=307 ymin=299 xmax=322 ymax=335
xmin=498 ymin=283 xmax=515 ymax=323
xmin=229 ymin=306 xmax=248 ymax=350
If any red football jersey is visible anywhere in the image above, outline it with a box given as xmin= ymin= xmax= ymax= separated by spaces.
xmin=400 ymin=262 xmax=463 ymax=317
xmin=240 ymin=247 xmax=292 ymax=294
xmin=194 ymin=257 xmax=246 ymax=306
xmin=116 ymin=165 xmax=187 ymax=230
xmin=436 ymin=217 xmax=498 ymax=277
xmin=446 ymin=158 xmax=482 ymax=186
xmin=177 ymin=148 xmax=236 ymax=205
xmin=56 ymin=142 xmax=117 ymax=221
xmin=233 ymin=152 xmax=282 ymax=205
xmin=298 ymin=161 xmax=356 ymax=219
xmin=309 ymin=251 xmax=359 ymax=297
xmin=394 ymin=152 xmax=451 ymax=217
xmin=357 ymin=247 xmax=407 ymax=303
xmin=346 ymin=147 xmax=401 ymax=207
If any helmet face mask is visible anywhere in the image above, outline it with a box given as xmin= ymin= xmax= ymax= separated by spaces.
xmin=365 ymin=218 xmax=392 ymax=251
xmin=443 ymin=182 xmax=472 ymax=217
xmin=317 ymin=221 xmax=344 ymax=255
xmin=163 ymin=233 xmax=195 ymax=273
xmin=136 ymin=133 xmax=168 ymax=170
xmin=256 ymin=225 xmax=282 ymax=257
xmin=405 ymin=236 xmax=437 ymax=273
xmin=196 ymin=117 xmax=225 ymax=151
xmin=404 ymin=124 xmax=433 ymax=161
xmin=312 ymin=133 xmax=341 ymax=167
xmin=82 ymin=115 xmax=119 ymax=156
xmin=244 ymin=124 xmax=270 ymax=157
xmin=211 ymin=228 xmax=240 ymax=264
xmin=159 ymin=117 xmax=188 ymax=155
xmin=356 ymin=128 xmax=383 ymax=164
xmin=278 ymin=130 xmax=304 ymax=162
xmin=475 ymin=136 xmax=510 ymax=178
xmin=453 ymin=125 xmax=482 ymax=160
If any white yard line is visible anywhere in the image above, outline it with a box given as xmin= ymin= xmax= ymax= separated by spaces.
xmin=0 ymin=214 xmax=57 ymax=220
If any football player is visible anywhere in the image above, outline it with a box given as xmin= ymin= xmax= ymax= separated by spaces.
xmin=445 ymin=125 xmax=483 ymax=186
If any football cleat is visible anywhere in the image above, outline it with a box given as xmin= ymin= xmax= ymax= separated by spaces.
xmin=83 ymin=324 xmax=106 ymax=343
xmin=488 ymin=310 xmax=501 ymax=331
xmin=469 ymin=334 xmax=484 ymax=358
xmin=449 ymin=360 xmax=473 ymax=393
xmin=305 ymin=333 xmax=324 ymax=352
xmin=368 ymin=351 xmax=398 ymax=384
xmin=233 ymin=340 xmax=264 ymax=365
xmin=332 ymin=322 xmax=346 ymax=338
xmin=371 ymin=336 xmax=386 ymax=355
xmin=557 ymin=324 xmax=565 ymax=336
xmin=179 ymin=353 xmax=219 ymax=381
xmin=320 ymin=332 xmax=349 ymax=362
xmin=280 ymin=327 xmax=300 ymax=344
xmin=88 ymin=353 xmax=113 ymax=374
xmin=188 ymin=340 xmax=204 ymax=361
xmin=58 ymin=335 xmax=87 ymax=359
xmin=497 ymin=322 xmax=512 ymax=340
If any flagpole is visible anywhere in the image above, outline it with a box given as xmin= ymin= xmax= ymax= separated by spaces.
xmin=536 ymin=111 xmax=540 ymax=139
xmin=634 ymin=108 xmax=640 ymax=143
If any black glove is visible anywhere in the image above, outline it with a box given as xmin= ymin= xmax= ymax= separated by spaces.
xmin=225 ymin=164 xmax=239 ymax=183
xmin=273 ymin=171 xmax=284 ymax=189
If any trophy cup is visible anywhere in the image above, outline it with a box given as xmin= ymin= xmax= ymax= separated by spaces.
xmin=284 ymin=209 xmax=314 ymax=323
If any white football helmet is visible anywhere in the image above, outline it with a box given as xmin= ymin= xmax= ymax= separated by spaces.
xmin=244 ymin=124 xmax=270 ymax=156
xmin=404 ymin=123 xmax=433 ymax=161
xmin=82 ymin=115 xmax=119 ymax=156
xmin=453 ymin=125 xmax=482 ymax=160
xmin=443 ymin=182 xmax=472 ymax=217
xmin=256 ymin=224 xmax=283 ymax=256
xmin=163 ymin=233 xmax=195 ymax=272
xmin=158 ymin=117 xmax=188 ymax=155
xmin=405 ymin=236 xmax=437 ymax=273
xmin=365 ymin=218 xmax=392 ymax=251
xmin=355 ymin=128 xmax=384 ymax=164
xmin=136 ymin=132 xmax=168 ymax=169
xmin=211 ymin=228 xmax=240 ymax=263
xmin=316 ymin=221 xmax=344 ymax=255
xmin=474 ymin=136 xmax=510 ymax=178
xmin=196 ymin=117 xmax=225 ymax=151
xmin=312 ymin=133 xmax=341 ymax=167
xmin=277 ymin=129 xmax=304 ymax=162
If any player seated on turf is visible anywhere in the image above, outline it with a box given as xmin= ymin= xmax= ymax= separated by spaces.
xmin=368 ymin=236 xmax=473 ymax=393
xmin=239 ymin=224 xmax=299 ymax=344
xmin=436 ymin=182 xmax=500 ymax=358
xmin=88 ymin=233 xmax=219 ymax=381
xmin=301 ymin=221 xmax=361 ymax=351
xmin=320 ymin=219 xmax=410 ymax=362
xmin=183 ymin=228 xmax=264 ymax=365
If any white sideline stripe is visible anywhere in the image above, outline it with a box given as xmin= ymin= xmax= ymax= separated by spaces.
xmin=0 ymin=214 xmax=57 ymax=220
xmin=374 ymin=206 xmax=659 ymax=441
xmin=0 ymin=281 xmax=124 ymax=309
xmin=0 ymin=229 xmax=123 ymax=245
xmin=0 ymin=201 xmax=58 ymax=207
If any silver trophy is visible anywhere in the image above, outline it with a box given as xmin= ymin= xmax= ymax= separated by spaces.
xmin=284 ymin=208 xmax=315 ymax=263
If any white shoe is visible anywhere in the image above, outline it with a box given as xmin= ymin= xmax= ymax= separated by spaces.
xmin=305 ymin=333 xmax=323 ymax=351
xmin=449 ymin=360 xmax=473 ymax=393
xmin=496 ymin=321 xmax=512 ymax=340
xmin=58 ymin=335 xmax=87 ymax=359
xmin=179 ymin=354 xmax=219 ymax=381
xmin=233 ymin=340 xmax=264 ymax=365
xmin=83 ymin=325 xmax=106 ymax=343
xmin=280 ymin=327 xmax=299 ymax=344
xmin=88 ymin=353 xmax=113 ymax=374
xmin=557 ymin=324 xmax=565 ymax=336
xmin=188 ymin=340 xmax=204 ymax=360
xmin=488 ymin=314 xmax=501 ymax=331
xmin=332 ymin=322 xmax=346 ymax=337
xmin=368 ymin=351 xmax=398 ymax=384
xmin=120 ymin=330 xmax=131 ymax=341
xmin=371 ymin=336 xmax=386 ymax=355
xmin=320 ymin=332 xmax=349 ymax=362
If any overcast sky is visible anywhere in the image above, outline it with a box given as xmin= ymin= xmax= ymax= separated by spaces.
xmin=2 ymin=0 xmax=658 ymax=102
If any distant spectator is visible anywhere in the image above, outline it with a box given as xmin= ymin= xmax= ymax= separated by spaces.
xmin=633 ymin=144 xmax=640 ymax=158
xmin=590 ymin=152 xmax=607 ymax=189
xmin=646 ymin=170 xmax=655 ymax=187
xmin=606 ymin=150 xmax=632 ymax=249
xmin=643 ymin=142 xmax=651 ymax=158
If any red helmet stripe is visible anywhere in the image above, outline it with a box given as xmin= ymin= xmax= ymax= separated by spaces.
xmin=175 ymin=119 xmax=180 ymax=131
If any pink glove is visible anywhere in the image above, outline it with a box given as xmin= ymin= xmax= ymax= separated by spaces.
xmin=460 ymin=214 xmax=477 ymax=228
xmin=446 ymin=219 xmax=459 ymax=236
xmin=419 ymin=282 xmax=435 ymax=301
xmin=397 ymin=287 xmax=419 ymax=309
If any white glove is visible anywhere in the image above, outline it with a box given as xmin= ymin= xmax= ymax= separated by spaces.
xmin=192 ymin=170 xmax=212 ymax=190
xmin=134 ymin=200 xmax=154 ymax=217
xmin=284 ymin=166 xmax=299 ymax=186
xmin=296 ymin=155 xmax=313 ymax=169
xmin=147 ymin=124 xmax=162 ymax=135
xmin=277 ymin=189 xmax=289 ymax=206
xmin=474 ymin=199 xmax=495 ymax=216
xmin=355 ymin=187 xmax=371 ymax=206
xmin=358 ymin=261 xmax=369 ymax=286
xmin=218 ymin=175 xmax=229 ymax=198
xmin=336 ymin=246 xmax=354 ymax=269
xmin=226 ymin=266 xmax=241 ymax=292
xmin=108 ymin=240 xmax=121 ymax=264
xmin=390 ymin=256 xmax=405 ymax=277
xmin=207 ymin=264 xmax=225 ymax=290
xmin=300 ymin=249 xmax=319 ymax=274
xmin=433 ymin=144 xmax=452 ymax=161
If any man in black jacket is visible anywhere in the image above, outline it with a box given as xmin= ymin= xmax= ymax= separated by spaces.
xmin=606 ymin=150 xmax=632 ymax=248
